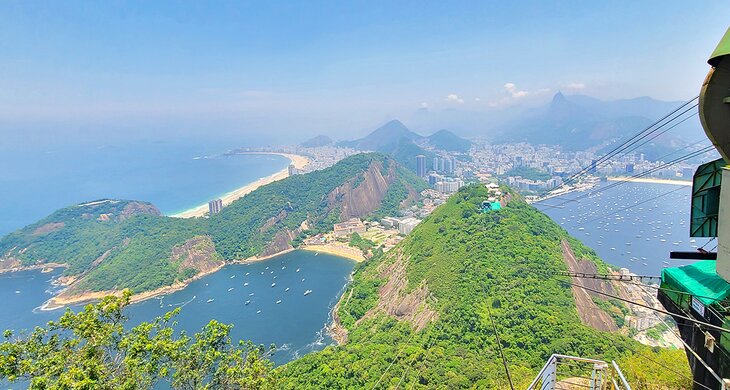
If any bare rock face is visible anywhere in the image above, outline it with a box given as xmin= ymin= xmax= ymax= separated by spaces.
xmin=261 ymin=229 xmax=300 ymax=257
xmin=259 ymin=210 xmax=289 ymax=233
xmin=326 ymin=160 xmax=397 ymax=222
xmin=360 ymin=250 xmax=438 ymax=331
xmin=341 ymin=161 xmax=394 ymax=220
xmin=32 ymin=222 xmax=65 ymax=236
xmin=120 ymin=201 xmax=162 ymax=220
xmin=561 ymin=239 xmax=618 ymax=332
xmin=0 ymin=256 xmax=22 ymax=273
xmin=171 ymin=236 xmax=224 ymax=277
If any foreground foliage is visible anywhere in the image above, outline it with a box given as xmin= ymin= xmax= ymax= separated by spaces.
xmin=0 ymin=291 xmax=274 ymax=389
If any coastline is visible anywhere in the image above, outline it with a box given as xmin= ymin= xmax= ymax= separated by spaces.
xmin=300 ymin=243 xmax=365 ymax=262
xmin=607 ymin=177 xmax=692 ymax=186
xmin=41 ymin=245 xmax=361 ymax=310
xmin=0 ymin=262 xmax=67 ymax=275
xmin=170 ymin=152 xmax=310 ymax=219
xmin=42 ymin=262 xmax=226 ymax=310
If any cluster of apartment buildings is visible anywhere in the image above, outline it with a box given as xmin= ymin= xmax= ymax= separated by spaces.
xmin=506 ymin=175 xmax=563 ymax=192
xmin=208 ymin=199 xmax=223 ymax=215
xmin=381 ymin=216 xmax=422 ymax=235
xmin=464 ymin=142 xmax=699 ymax=188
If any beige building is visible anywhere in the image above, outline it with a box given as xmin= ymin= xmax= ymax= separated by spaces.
xmin=333 ymin=218 xmax=366 ymax=237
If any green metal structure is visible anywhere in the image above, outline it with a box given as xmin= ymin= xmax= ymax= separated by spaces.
xmin=691 ymin=158 xmax=726 ymax=237
xmin=709 ymin=28 xmax=730 ymax=67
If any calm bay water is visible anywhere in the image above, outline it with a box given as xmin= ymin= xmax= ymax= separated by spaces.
xmin=537 ymin=181 xmax=700 ymax=277
xmin=0 ymin=139 xmax=289 ymax=236
xmin=0 ymin=250 xmax=354 ymax=368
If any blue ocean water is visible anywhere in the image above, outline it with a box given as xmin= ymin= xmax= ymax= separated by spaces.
xmin=0 ymin=250 xmax=354 ymax=370
xmin=537 ymin=181 xmax=699 ymax=277
xmin=0 ymin=139 xmax=289 ymax=235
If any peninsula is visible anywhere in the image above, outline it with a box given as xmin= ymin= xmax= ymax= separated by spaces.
xmin=0 ymin=153 xmax=424 ymax=308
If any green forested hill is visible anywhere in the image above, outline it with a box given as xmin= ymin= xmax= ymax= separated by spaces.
xmin=276 ymin=185 xmax=690 ymax=388
xmin=0 ymin=153 xmax=424 ymax=297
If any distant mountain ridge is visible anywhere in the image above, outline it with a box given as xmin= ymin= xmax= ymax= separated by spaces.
xmin=338 ymin=120 xmax=471 ymax=171
xmin=425 ymin=129 xmax=473 ymax=152
xmin=407 ymin=93 xmax=703 ymax=151
xmin=338 ymin=120 xmax=421 ymax=151
xmin=299 ymin=135 xmax=333 ymax=148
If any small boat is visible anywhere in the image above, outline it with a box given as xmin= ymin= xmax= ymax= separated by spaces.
xmin=230 ymin=275 xmax=236 ymax=279
xmin=660 ymin=239 xmax=667 ymax=242
xmin=228 ymin=288 xmax=234 ymax=292
xmin=302 ymin=278 xmax=305 ymax=282
xmin=271 ymin=283 xmax=276 ymax=287
xmin=276 ymin=300 xmax=282 ymax=304
xmin=315 ymin=252 xmax=319 ymax=256
xmin=256 ymin=310 xmax=262 ymax=314
xmin=15 ymin=290 xmax=20 ymax=294
xmin=206 ymin=299 xmax=214 ymax=303
xmin=273 ymin=276 xmax=277 ymax=279
xmin=642 ymin=262 xmax=648 ymax=266
xmin=663 ymin=261 xmax=670 ymax=265
xmin=244 ymin=282 xmax=249 ymax=286
xmin=266 ymin=267 xmax=269 ymax=270
xmin=285 ymin=287 xmax=290 ymax=292
xmin=245 ymin=272 xmax=250 ymax=276
xmin=282 ymin=266 xmax=286 ymax=270
xmin=249 ymin=293 xmax=255 ymax=296
xmin=296 ymin=268 xmax=300 ymax=273
xmin=578 ymin=227 xmax=585 ymax=231
xmin=610 ymin=248 xmax=616 ymax=251
xmin=304 ymin=290 xmax=312 ymax=296
xmin=245 ymin=300 xmax=251 ymax=305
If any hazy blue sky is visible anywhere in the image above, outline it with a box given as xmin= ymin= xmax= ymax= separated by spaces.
xmin=1 ymin=1 xmax=728 ymax=141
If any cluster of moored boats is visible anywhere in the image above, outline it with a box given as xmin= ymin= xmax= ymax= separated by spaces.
xmin=549 ymin=186 xmax=696 ymax=272
xmin=203 ymin=264 xmax=313 ymax=313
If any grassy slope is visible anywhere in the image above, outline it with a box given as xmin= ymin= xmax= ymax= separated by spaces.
xmin=277 ymin=185 xmax=689 ymax=389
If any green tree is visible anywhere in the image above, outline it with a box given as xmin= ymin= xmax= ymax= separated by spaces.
xmin=0 ymin=291 xmax=275 ymax=389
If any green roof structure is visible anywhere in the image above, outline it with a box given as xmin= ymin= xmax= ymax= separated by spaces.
xmin=662 ymin=260 xmax=730 ymax=305
xmin=709 ymin=27 xmax=730 ymax=67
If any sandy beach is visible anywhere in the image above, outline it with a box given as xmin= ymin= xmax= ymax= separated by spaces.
xmin=170 ymin=152 xmax=310 ymax=219
xmin=42 ymin=243 xmax=362 ymax=310
xmin=42 ymin=262 xmax=226 ymax=310
xmin=607 ymin=177 xmax=692 ymax=186
xmin=301 ymin=243 xmax=365 ymax=262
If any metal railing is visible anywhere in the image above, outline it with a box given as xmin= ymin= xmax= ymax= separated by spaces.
xmin=527 ymin=354 xmax=630 ymax=390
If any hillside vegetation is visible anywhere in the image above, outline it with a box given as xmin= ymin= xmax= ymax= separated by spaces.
xmin=276 ymin=184 xmax=690 ymax=388
xmin=0 ymin=153 xmax=423 ymax=298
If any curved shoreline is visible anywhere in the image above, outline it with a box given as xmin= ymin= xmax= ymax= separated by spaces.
xmin=300 ymin=243 xmax=365 ymax=262
xmin=169 ymin=152 xmax=310 ymax=219
xmin=40 ymin=247 xmax=361 ymax=310
xmin=607 ymin=177 xmax=692 ymax=186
